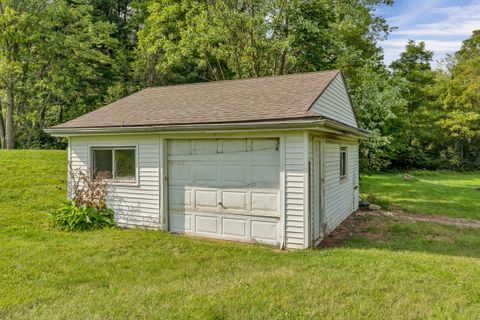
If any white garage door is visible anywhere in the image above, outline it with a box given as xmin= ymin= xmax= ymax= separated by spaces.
xmin=168 ymin=138 xmax=280 ymax=245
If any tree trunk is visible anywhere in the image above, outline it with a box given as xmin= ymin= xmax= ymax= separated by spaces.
xmin=5 ymin=80 xmax=15 ymax=149
xmin=278 ymin=49 xmax=287 ymax=75
xmin=278 ymin=17 xmax=288 ymax=75
xmin=26 ymin=104 xmax=47 ymax=149
xmin=59 ymin=105 xmax=64 ymax=123
xmin=0 ymin=102 xmax=5 ymax=149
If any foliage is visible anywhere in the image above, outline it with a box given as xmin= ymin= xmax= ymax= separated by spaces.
xmin=134 ymin=0 xmax=391 ymax=83
xmin=1 ymin=0 xmax=480 ymax=172
xmin=433 ymin=30 xmax=480 ymax=170
xmin=0 ymin=0 xmax=124 ymax=149
xmin=388 ymin=40 xmax=438 ymax=169
xmin=48 ymin=161 xmax=115 ymax=231
xmin=374 ymin=32 xmax=480 ymax=171
xmin=350 ymin=62 xmax=407 ymax=171
xmin=50 ymin=200 xmax=114 ymax=231
xmin=133 ymin=0 xmax=396 ymax=171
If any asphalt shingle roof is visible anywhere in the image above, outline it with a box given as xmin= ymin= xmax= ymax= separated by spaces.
xmin=53 ymin=70 xmax=340 ymax=129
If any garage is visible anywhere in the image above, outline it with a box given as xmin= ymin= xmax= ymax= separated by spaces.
xmin=167 ymin=138 xmax=281 ymax=245
xmin=54 ymin=70 xmax=367 ymax=249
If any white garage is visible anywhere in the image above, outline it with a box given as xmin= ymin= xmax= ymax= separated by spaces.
xmin=47 ymin=70 xmax=369 ymax=249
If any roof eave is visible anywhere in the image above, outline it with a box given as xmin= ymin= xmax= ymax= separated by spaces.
xmin=322 ymin=119 xmax=370 ymax=139
xmin=44 ymin=118 xmax=370 ymax=139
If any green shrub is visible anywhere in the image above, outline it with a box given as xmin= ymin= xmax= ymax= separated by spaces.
xmin=50 ymin=201 xmax=114 ymax=231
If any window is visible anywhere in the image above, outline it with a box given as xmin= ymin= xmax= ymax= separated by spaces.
xmin=340 ymin=147 xmax=347 ymax=180
xmin=92 ymin=147 xmax=136 ymax=182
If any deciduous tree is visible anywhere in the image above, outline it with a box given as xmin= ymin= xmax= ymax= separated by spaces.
xmin=0 ymin=0 xmax=117 ymax=149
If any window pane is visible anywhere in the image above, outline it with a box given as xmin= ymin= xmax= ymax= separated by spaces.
xmin=115 ymin=149 xmax=135 ymax=181
xmin=93 ymin=149 xmax=113 ymax=179
xmin=340 ymin=149 xmax=347 ymax=177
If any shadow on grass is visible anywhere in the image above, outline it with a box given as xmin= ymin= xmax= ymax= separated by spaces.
xmin=329 ymin=215 xmax=480 ymax=259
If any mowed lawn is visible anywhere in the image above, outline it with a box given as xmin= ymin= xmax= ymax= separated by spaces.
xmin=2 ymin=151 xmax=480 ymax=319
xmin=360 ymin=171 xmax=480 ymax=219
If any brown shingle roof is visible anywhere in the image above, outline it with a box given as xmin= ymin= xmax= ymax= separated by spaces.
xmin=52 ymin=70 xmax=340 ymax=129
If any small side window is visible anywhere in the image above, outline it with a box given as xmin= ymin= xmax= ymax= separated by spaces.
xmin=92 ymin=147 xmax=136 ymax=183
xmin=340 ymin=147 xmax=347 ymax=180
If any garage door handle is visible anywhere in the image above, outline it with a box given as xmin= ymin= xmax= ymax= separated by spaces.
xmin=218 ymin=202 xmax=226 ymax=209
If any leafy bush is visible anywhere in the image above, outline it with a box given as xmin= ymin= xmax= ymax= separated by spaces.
xmin=50 ymin=164 xmax=115 ymax=231
xmin=50 ymin=201 xmax=114 ymax=231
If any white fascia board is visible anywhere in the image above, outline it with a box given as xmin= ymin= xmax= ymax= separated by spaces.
xmin=45 ymin=118 xmax=370 ymax=139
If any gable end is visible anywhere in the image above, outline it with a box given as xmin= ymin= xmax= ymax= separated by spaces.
xmin=309 ymin=72 xmax=358 ymax=128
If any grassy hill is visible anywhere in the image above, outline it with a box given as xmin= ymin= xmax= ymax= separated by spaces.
xmin=2 ymin=150 xmax=480 ymax=319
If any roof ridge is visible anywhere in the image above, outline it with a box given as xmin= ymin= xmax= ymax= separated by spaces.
xmin=144 ymin=69 xmax=341 ymax=91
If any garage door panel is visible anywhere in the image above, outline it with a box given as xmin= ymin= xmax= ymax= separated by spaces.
xmin=169 ymin=164 xmax=191 ymax=183
xmin=193 ymin=140 xmax=218 ymax=154
xmin=193 ymin=165 xmax=218 ymax=182
xmin=195 ymin=215 xmax=218 ymax=234
xmin=169 ymin=140 xmax=192 ymax=155
xmin=171 ymin=212 xmax=279 ymax=244
xmin=168 ymin=138 xmax=280 ymax=245
xmin=251 ymin=220 xmax=277 ymax=241
xmin=252 ymin=138 xmax=278 ymax=150
xmin=251 ymin=165 xmax=279 ymax=186
xmin=251 ymin=192 xmax=278 ymax=212
xmin=170 ymin=213 xmax=192 ymax=232
xmin=221 ymin=191 xmax=247 ymax=210
xmin=221 ymin=165 xmax=248 ymax=185
xmin=221 ymin=139 xmax=248 ymax=153
xmin=172 ymin=188 xmax=280 ymax=215
xmin=170 ymin=187 xmax=192 ymax=208
xmin=195 ymin=190 xmax=218 ymax=208
xmin=222 ymin=218 xmax=246 ymax=237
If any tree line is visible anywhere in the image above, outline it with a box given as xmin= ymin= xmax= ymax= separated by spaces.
xmin=0 ymin=0 xmax=479 ymax=171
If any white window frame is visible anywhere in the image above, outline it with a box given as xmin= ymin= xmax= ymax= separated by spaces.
xmin=340 ymin=146 xmax=347 ymax=181
xmin=90 ymin=146 xmax=138 ymax=184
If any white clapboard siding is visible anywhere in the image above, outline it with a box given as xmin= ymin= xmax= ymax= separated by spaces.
xmin=68 ymin=131 xmax=359 ymax=249
xmin=323 ymin=141 xmax=359 ymax=233
xmin=308 ymin=135 xmax=316 ymax=241
xmin=69 ymin=135 xmax=161 ymax=229
xmin=310 ymin=73 xmax=358 ymax=128
xmin=351 ymin=143 xmax=360 ymax=211
xmin=284 ymin=133 xmax=308 ymax=249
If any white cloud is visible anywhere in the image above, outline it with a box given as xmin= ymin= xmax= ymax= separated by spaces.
xmin=381 ymin=39 xmax=462 ymax=65
xmin=380 ymin=1 xmax=480 ymax=66
xmin=394 ymin=23 xmax=477 ymax=37
xmin=386 ymin=0 xmax=444 ymax=26
xmin=393 ymin=4 xmax=480 ymax=37
xmin=382 ymin=39 xmax=462 ymax=53
xmin=431 ymin=3 xmax=480 ymax=15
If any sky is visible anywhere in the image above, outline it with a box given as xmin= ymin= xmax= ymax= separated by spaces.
xmin=376 ymin=0 xmax=480 ymax=67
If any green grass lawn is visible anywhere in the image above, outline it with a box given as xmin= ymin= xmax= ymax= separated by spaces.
xmin=361 ymin=171 xmax=480 ymax=220
xmin=2 ymin=151 xmax=480 ymax=319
